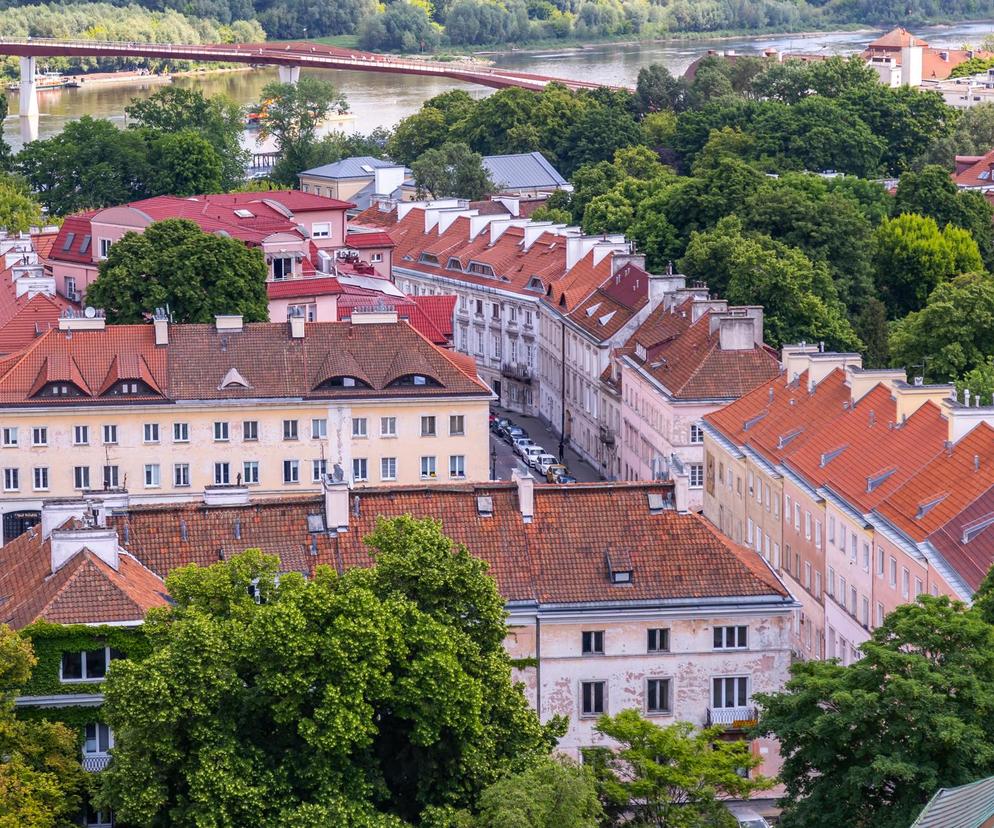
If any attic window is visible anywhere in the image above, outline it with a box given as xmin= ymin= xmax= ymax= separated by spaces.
xmin=218 ymin=367 xmax=251 ymax=390
xmin=79 ymin=235 xmax=91 ymax=254
xmin=234 ymin=209 xmax=254 ymax=218
xmin=916 ymin=493 xmax=948 ymax=520
xmin=467 ymin=261 xmax=495 ymax=278
xmin=962 ymin=512 xmax=994 ymax=544
xmin=418 ymin=253 xmax=439 ymax=266
xmin=526 ymin=276 xmax=545 ymax=292
xmin=585 ymin=302 xmax=602 ymax=318
xmin=866 ymin=467 xmax=896 ymax=493
xmin=62 ymin=232 xmax=75 ymax=251
xmin=316 ymin=375 xmax=371 ymax=390
xmin=306 ymin=513 xmax=325 ymax=533
xmin=742 ymin=411 xmax=768 ymax=431
xmin=36 ymin=382 xmax=83 ymax=398
xmin=635 ymin=343 xmax=647 ymax=361
xmin=598 ymin=311 xmax=616 ymax=326
xmin=819 ymin=445 xmax=848 ymax=468
xmin=606 ymin=551 xmax=633 ymax=585
xmin=388 ymin=373 xmax=441 ymax=388
xmin=446 ymin=257 xmax=463 ymax=271
xmin=477 ymin=495 xmax=493 ymax=517
xmin=981 ymin=171 xmax=991 ymax=181
xmin=646 ymin=492 xmax=668 ymax=514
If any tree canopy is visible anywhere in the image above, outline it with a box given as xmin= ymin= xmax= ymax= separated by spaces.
xmin=85 ymin=219 xmax=269 ymax=324
xmin=411 ymin=141 xmax=495 ymax=200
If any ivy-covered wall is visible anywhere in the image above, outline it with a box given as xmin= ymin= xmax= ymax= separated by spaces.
xmin=18 ymin=620 xmax=150 ymax=697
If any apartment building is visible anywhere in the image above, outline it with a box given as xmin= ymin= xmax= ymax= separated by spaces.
xmin=616 ymin=282 xmax=779 ymax=510
xmin=4 ymin=475 xmax=797 ymax=820
xmin=0 ymin=311 xmax=491 ymax=544
xmin=702 ymin=346 xmax=994 ymax=663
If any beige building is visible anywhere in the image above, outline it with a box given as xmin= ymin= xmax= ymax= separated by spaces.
xmin=0 ymin=310 xmax=492 ymax=543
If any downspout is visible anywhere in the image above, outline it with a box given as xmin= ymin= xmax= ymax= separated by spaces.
xmin=559 ymin=320 xmax=566 ymax=459
xmin=535 ymin=614 xmax=542 ymax=719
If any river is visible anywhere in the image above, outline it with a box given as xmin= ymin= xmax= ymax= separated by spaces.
xmin=3 ymin=19 xmax=994 ymax=154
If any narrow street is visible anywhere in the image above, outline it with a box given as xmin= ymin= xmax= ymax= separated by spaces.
xmin=490 ymin=406 xmax=604 ymax=483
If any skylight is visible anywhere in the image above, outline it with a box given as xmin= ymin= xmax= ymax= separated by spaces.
xmin=234 ymin=209 xmax=254 ymax=218
xmin=585 ymin=302 xmax=602 ymax=318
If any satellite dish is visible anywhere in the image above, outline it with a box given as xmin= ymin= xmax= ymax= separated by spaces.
xmin=84 ymin=306 xmax=96 ymax=319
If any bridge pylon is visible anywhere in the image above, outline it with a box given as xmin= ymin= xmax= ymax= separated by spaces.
xmin=18 ymin=56 xmax=39 ymax=120
xmin=277 ymin=65 xmax=300 ymax=85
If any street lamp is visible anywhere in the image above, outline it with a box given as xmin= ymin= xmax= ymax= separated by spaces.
xmin=490 ymin=445 xmax=497 ymax=481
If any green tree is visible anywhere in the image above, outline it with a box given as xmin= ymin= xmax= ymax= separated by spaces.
xmin=890 ymin=272 xmax=994 ymax=382
xmin=855 ymin=298 xmax=890 ymax=369
xmin=125 ymin=87 xmax=248 ymax=190
xmin=680 ymin=216 xmax=860 ymax=350
xmin=411 ymin=141 xmax=495 ymax=200
xmin=926 ymin=103 xmax=994 ymax=165
xmin=529 ymin=206 xmax=571 ymax=224
xmin=872 ymin=213 xmax=983 ymax=318
xmin=358 ymin=2 xmax=441 ymax=52
xmin=259 ymin=77 xmax=347 ymax=186
xmin=757 ymin=594 xmax=994 ymax=828
xmin=97 ymin=519 xmax=560 ymax=825
xmin=15 ymin=116 xmax=151 ymax=216
xmin=85 ymin=219 xmax=268 ymax=324
xmin=956 ymin=356 xmax=994 ymax=407
xmin=0 ymin=175 xmax=43 ymax=233
xmin=474 ymin=756 xmax=603 ymax=828
xmin=633 ymin=62 xmax=684 ymax=114
xmin=146 ymin=130 xmax=224 ymax=197
xmin=0 ymin=94 xmax=10 ymax=171
xmin=586 ymin=710 xmax=770 ymax=828
xmin=0 ymin=625 xmax=86 ymax=828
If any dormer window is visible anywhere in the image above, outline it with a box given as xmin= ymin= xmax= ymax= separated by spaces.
xmin=418 ymin=253 xmax=439 ymax=266
xmin=388 ymin=374 xmax=441 ymax=388
xmin=104 ymin=380 xmax=154 ymax=396
xmin=526 ymin=276 xmax=544 ymax=292
xmin=467 ymin=261 xmax=495 ymax=278
xmin=447 ymin=257 xmax=463 ymax=271
xmin=36 ymin=382 xmax=83 ymax=398
xmin=606 ymin=551 xmax=633 ymax=585
xmin=315 ymin=375 xmax=372 ymax=390
xmin=218 ymin=368 xmax=251 ymax=390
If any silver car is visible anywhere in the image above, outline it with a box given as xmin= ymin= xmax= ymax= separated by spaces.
xmin=512 ymin=436 xmax=535 ymax=457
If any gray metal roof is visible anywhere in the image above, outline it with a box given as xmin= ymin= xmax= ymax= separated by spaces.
xmin=911 ymin=776 xmax=994 ymax=828
xmin=482 ymin=152 xmax=568 ymax=190
xmin=300 ymin=156 xmax=402 ymax=180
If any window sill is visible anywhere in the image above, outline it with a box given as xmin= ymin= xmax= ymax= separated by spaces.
xmin=60 ymin=677 xmax=105 ymax=684
xmin=579 ymin=713 xmax=604 ymax=720
xmin=644 ymin=709 xmax=673 ymax=717
xmin=381 ymin=478 xmax=397 ymax=483
xmin=380 ymin=434 xmax=397 ymax=439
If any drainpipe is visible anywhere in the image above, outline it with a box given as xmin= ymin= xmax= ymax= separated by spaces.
xmin=535 ymin=615 xmax=542 ymax=719
xmin=559 ymin=320 xmax=566 ymax=460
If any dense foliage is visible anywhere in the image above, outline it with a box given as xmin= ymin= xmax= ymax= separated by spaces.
xmin=85 ymin=218 xmax=269 ymax=324
xmin=95 ymin=519 xmax=562 ymax=825
xmin=757 ymin=585 xmax=994 ymax=828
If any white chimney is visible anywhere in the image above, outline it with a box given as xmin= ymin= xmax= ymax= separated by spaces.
xmin=373 ymin=165 xmax=407 ymax=197
xmin=289 ymin=308 xmax=305 ymax=339
xmin=59 ymin=310 xmax=106 ymax=331
xmin=781 ymin=343 xmax=821 ymax=383
xmin=717 ymin=316 xmax=755 ymax=351
xmin=324 ymin=474 xmax=350 ymax=534
xmin=648 ymin=271 xmax=686 ymax=310
xmin=470 ymin=212 xmax=510 ymax=239
xmin=41 ymin=498 xmax=90 ymax=539
xmin=153 ymin=308 xmax=169 ymax=346
xmin=901 ymin=45 xmax=923 ymax=86
xmin=51 ymin=525 xmax=120 ymax=571
xmin=807 ymin=352 xmax=862 ymax=392
xmin=203 ymin=486 xmax=250 ymax=507
xmin=215 ymin=315 xmax=243 ymax=332
xmin=513 ymin=469 xmax=534 ymax=523
xmin=493 ymin=217 xmax=532 ymax=246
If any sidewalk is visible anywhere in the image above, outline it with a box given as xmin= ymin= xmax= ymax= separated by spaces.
xmin=492 ymin=405 xmax=603 ymax=483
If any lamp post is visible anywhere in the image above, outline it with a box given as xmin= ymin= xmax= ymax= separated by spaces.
xmin=490 ymin=444 xmax=498 ymax=481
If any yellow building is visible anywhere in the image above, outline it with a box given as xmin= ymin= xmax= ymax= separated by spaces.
xmin=0 ymin=310 xmax=493 ymax=543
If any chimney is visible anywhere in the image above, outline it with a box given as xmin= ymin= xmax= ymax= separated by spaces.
xmin=513 ymin=469 xmax=534 ymax=523
xmin=648 ymin=272 xmax=687 ymax=310
xmin=781 ymin=343 xmax=821 ymax=382
xmin=215 ymin=315 xmax=243 ymax=332
xmin=717 ymin=315 xmax=755 ymax=351
xmin=900 ymin=44 xmax=923 ymax=86
xmin=41 ymin=497 xmax=90 ymax=539
xmin=153 ymin=307 xmax=169 ymax=346
xmin=203 ymin=485 xmax=249 ymax=507
xmin=288 ymin=306 xmax=305 ymax=339
xmin=807 ymin=352 xmax=862 ymax=392
xmin=323 ymin=473 xmax=349 ymax=534
xmin=351 ymin=308 xmax=398 ymax=325
xmin=694 ymin=300 xmax=728 ymax=324
xmin=610 ymin=253 xmax=647 ymax=276
xmin=846 ymin=366 xmax=907 ymax=404
xmin=51 ymin=524 xmax=119 ymax=572
xmin=892 ymin=380 xmax=955 ymax=422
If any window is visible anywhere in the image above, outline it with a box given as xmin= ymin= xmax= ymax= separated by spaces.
xmin=311 ymin=222 xmax=330 ymax=238
xmin=98 ymin=238 xmax=112 ymax=259
xmin=840 ymin=576 xmax=847 ymax=604
xmin=646 ymin=678 xmax=672 ymax=714
xmin=863 ymin=542 xmax=870 ymax=572
xmin=449 ymin=414 xmax=465 ymax=436
xmin=31 ymin=426 xmax=47 ymax=446
xmin=311 ymin=418 xmax=327 ymax=439
xmin=381 ymin=457 xmax=397 ymax=481
xmin=173 ymin=422 xmax=189 ymax=443
xmin=3 ymin=468 xmax=18 ymax=491
xmin=815 ymin=520 xmax=822 ymax=549
xmin=421 ymin=415 xmax=437 ymax=437
xmin=74 ymin=466 xmax=90 ymax=490
xmin=352 ymin=458 xmax=368 ymax=482
xmin=380 ymin=417 xmax=396 ymax=437
xmin=828 ymin=566 xmax=836 ymax=597
xmin=420 ymin=456 xmax=436 ymax=479
xmin=580 ymin=680 xmax=606 ymax=717
xmin=173 ymin=464 xmax=190 ymax=487
xmin=102 ymin=465 xmax=119 ymax=489
xmin=689 ymin=463 xmax=704 ymax=488
xmin=283 ymin=419 xmax=299 ymax=441
xmin=804 ymin=561 xmax=811 ymax=589
xmin=213 ymin=421 xmax=229 ymax=442
xmin=243 ymin=461 xmax=259 ymax=485
xmin=143 ymin=423 xmax=159 ymax=443
xmin=84 ymin=804 xmax=113 ymax=827
xmin=371 ymin=252 xmax=383 ymax=264
xmin=61 ymin=648 xmax=118 ymax=682
xmin=647 ymin=628 xmax=670 ymax=653
xmin=690 ymin=423 xmax=704 ymax=444
xmin=214 ymin=462 xmax=230 ymax=485
xmin=794 ymin=503 xmax=801 ymax=531
xmin=914 ymin=577 xmax=923 ymax=598
xmin=581 ymin=630 xmax=604 ymax=655
xmin=902 ymin=568 xmax=910 ymax=599
xmin=713 ymin=626 xmax=747 ymax=649
xmin=84 ymin=722 xmax=113 ymax=757
xmin=272 ymin=256 xmax=292 ymax=280
xmin=876 ymin=547 xmax=885 ymax=577
xmin=804 ymin=511 xmax=811 ymax=540
xmin=828 ymin=516 xmax=835 ymax=543
xmin=33 ymin=466 xmax=49 ymax=490
xmin=449 ymin=455 xmax=465 ymax=478
xmin=850 ymin=586 xmax=857 ymax=615
xmin=814 ymin=571 xmax=822 ymax=598
xmin=850 ymin=535 xmax=857 ymax=561
xmin=73 ymin=425 xmax=89 ymax=445
xmin=876 ymin=602 xmax=885 ymax=627
xmin=889 ymin=556 xmax=897 ymax=587
xmin=144 ymin=464 xmax=160 ymax=488
xmin=712 ymin=676 xmax=749 ymax=708
xmin=351 ymin=417 xmax=367 ymax=438
xmin=2 ymin=427 xmax=17 ymax=446
xmin=102 ymin=424 xmax=117 ymax=445
xmin=283 ymin=460 xmax=300 ymax=484
xmin=243 ymin=420 xmax=259 ymax=441
xmin=862 ymin=597 xmax=870 ymax=626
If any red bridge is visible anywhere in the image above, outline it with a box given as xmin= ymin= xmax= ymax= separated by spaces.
xmin=0 ymin=38 xmax=617 ymax=113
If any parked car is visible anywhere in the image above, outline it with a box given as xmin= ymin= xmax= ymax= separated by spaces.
xmin=555 ymin=475 xmax=577 ymax=484
xmin=534 ymin=454 xmax=560 ymax=475
xmin=522 ymin=445 xmax=545 ymax=467
xmin=545 ymin=463 xmax=568 ymax=482
xmin=512 ymin=436 xmax=535 ymax=456
xmin=505 ymin=426 xmax=525 ymax=443
xmin=491 ymin=416 xmax=509 ymax=434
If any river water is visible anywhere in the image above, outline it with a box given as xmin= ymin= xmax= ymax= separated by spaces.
xmin=3 ymin=20 xmax=994 ymax=153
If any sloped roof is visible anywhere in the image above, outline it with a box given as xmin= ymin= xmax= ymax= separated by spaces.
xmin=482 ymin=152 xmax=569 ymax=191
xmin=954 ymin=149 xmax=994 ymax=188
xmin=911 ymin=775 xmax=994 ymax=828
xmin=867 ymin=27 xmax=929 ymax=50
xmin=301 ymin=156 xmax=404 ymax=180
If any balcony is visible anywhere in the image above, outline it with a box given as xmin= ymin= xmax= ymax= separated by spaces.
xmin=82 ymin=754 xmax=111 ymax=772
xmin=501 ymin=362 xmax=532 ymax=383
xmin=599 ymin=424 xmax=616 ymax=446
xmin=707 ymin=706 xmax=757 ymax=730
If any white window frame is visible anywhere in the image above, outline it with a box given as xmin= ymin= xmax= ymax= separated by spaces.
xmin=283 ymin=459 xmax=300 ymax=484
xmin=73 ymin=465 xmax=90 ymax=490
xmin=173 ymin=463 xmax=190 ymax=487
xmin=352 ymin=417 xmax=368 ymax=438
xmin=102 ymin=424 xmax=117 ymax=445
xmin=713 ymin=625 xmax=748 ymax=650
xmin=144 ymin=464 xmax=160 ymax=488
xmin=33 ymin=466 xmax=49 ymax=491
xmin=352 ymin=458 xmax=368 ymax=482
xmin=31 ymin=426 xmax=47 ymax=446
xmin=380 ymin=457 xmax=397 ymax=481
xmin=243 ymin=420 xmax=259 ymax=441
xmin=3 ymin=467 xmax=18 ymax=491
xmin=213 ymin=421 xmax=229 ymax=442
xmin=214 ymin=462 xmax=231 ymax=486
xmin=143 ymin=423 xmax=159 ymax=444
xmin=312 ymin=458 xmax=327 ymax=482
xmin=380 ymin=416 xmax=397 ymax=437
xmin=711 ymin=675 xmax=750 ymax=709
xmin=449 ymin=454 xmax=466 ymax=479
xmin=73 ymin=425 xmax=89 ymax=446
xmin=311 ymin=418 xmax=327 ymax=439
xmin=60 ymin=647 xmax=115 ymax=683
xmin=420 ymin=455 xmax=436 ymax=479
xmin=243 ymin=461 xmax=259 ymax=485
xmin=173 ymin=422 xmax=189 ymax=443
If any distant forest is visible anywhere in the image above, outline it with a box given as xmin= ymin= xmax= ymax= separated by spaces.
xmin=0 ymin=0 xmax=993 ymax=50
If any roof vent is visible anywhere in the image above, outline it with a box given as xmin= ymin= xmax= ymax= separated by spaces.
xmin=916 ymin=493 xmax=948 ymax=520
xmin=743 ymin=410 xmax=768 ymax=431
xmin=647 ymin=491 xmax=668 ymax=514
xmin=777 ymin=427 xmax=803 ymax=449
xmin=476 ymin=495 xmax=493 ymax=517
xmin=962 ymin=511 xmax=994 ymax=544
xmin=218 ymin=367 xmax=251 ymax=390
xmin=606 ymin=550 xmax=633 ymax=585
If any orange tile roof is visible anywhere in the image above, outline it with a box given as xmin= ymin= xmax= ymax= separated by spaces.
xmin=954 ymin=150 xmax=994 ymax=188
xmin=866 ymin=27 xmax=929 ymax=50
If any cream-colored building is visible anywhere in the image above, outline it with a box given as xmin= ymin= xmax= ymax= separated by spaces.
xmin=0 ymin=310 xmax=492 ymax=543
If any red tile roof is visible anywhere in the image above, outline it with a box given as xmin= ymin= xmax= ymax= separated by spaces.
xmin=346 ymin=230 xmax=395 ymax=249
xmin=49 ymin=214 xmax=96 ymax=264
xmin=267 ymin=276 xmax=343 ymax=300
xmin=954 ymin=150 xmax=994 ymax=188
xmin=866 ymin=27 xmax=929 ymax=50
